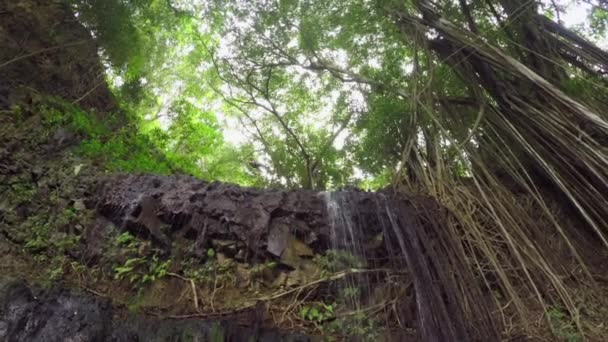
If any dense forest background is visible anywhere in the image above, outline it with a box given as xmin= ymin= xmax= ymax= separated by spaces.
xmin=1 ymin=0 xmax=608 ymax=340
xmin=66 ymin=0 xmax=608 ymax=191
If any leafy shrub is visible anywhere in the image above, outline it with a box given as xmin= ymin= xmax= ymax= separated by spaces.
xmin=114 ymin=254 xmax=170 ymax=285
xmin=298 ymin=303 xmax=335 ymax=322
xmin=111 ymin=232 xmax=170 ymax=287
xmin=37 ymin=97 xmax=260 ymax=184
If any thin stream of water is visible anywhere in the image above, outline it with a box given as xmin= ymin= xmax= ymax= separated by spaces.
xmin=322 ymin=191 xmax=371 ymax=311
xmin=321 ymin=191 xmax=468 ymax=341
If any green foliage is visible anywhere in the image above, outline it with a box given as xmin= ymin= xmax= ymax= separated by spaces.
xmin=24 ymin=232 xmax=80 ymax=254
xmin=37 ymin=97 xmax=259 ymax=183
xmin=208 ymin=323 xmax=226 ymax=342
xmin=315 ymin=249 xmax=365 ymax=276
xmin=115 ymin=231 xmax=136 ymax=246
xmin=338 ymin=286 xmax=361 ymax=303
xmin=324 ymin=312 xmax=382 ymax=342
xmin=546 ymin=307 xmax=582 ymax=342
xmin=110 ymin=231 xmax=170 ymax=287
xmin=298 ymin=303 xmax=334 ymax=322
xmin=39 ymin=98 xmax=172 ymax=174
xmin=8 ymin=183 xmax=37 ymax=203
xmin=55 ymin=0 xmax=608 ymax=339
xmin=41 ymin=101 xmax=106 ymax=136
xmin=67 ymin=0 xmax=608 ymax=192
xmin=71 ymin=0 xmax=188 ymax=86
xmin=113 ymin=252 xmax=170 ymax=286
xmin=589 ymin=7 xmax=608 ymax=39
xmin=68 ymin=0 xmax=264 ymax=186
xmin=352 ymin=95 xmax=412 ymax=176
xmin=126 ymin=291 xmax=146 ymax=313
xmin=33 ymin=254 xmax=71 ymax=288
xmin=71 ymin=0 xmax=143 ymax=73
xmin=48 ymin=258 xmax=66 ymax=281
xmin=24 ymin=215 xmax=80 ymax=286
xmin=77 ymin=132 xmax=174 ymax=175
xmin=296 ymin=289 xmax=382 ymax=341
xmin=182 ymin=256 xmax=236 ymax=287
xmin=22 ymin=205 xmax=81 ymax=255
xmin=113 ymin=257 xmax=145 ymax=281
xmin=67 ymin=0 xmax=400 ymax=189
xmin=357 ymin=169 xmax=391 ymax=191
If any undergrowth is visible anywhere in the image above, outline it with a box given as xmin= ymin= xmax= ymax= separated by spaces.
xmin=110 ymin=232 xmax=170 ymax=289
xmin=547 ymin=307 xmax=582 ymax=342
xmin=38 ymin=98 xmax=179 ymax=175
xmin=324 ymin=313 xmax=382 ymax=342
xmin=182 ymin=252 xmax=237 ymax=287
xmin=26 ymin=94 xmax=262 ymax=188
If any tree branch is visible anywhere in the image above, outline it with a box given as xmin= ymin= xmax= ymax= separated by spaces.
xmin=538 ymin=15 xmax=608 ymax=71
xmin=0 ymin=41 xmax=87 ymax=69
xmin=458 ymin=0 xmax=479 ymax=34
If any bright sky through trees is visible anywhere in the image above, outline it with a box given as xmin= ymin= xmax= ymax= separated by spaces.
xmin=76 ymin=0 xmax=608 ymax=190
xmin=199 ymin=0 xmax=605 ymax=149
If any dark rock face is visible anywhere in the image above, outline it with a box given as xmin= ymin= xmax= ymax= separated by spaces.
xmin=0 ymin=279 xmax=309 ymax=342
xmin=0 ymin=0 xmax=115 ymax=112
xmin=92 ymin=174 xmax=386 ymax=262
xmin=0 ymin=279 xmax=110 ymax=342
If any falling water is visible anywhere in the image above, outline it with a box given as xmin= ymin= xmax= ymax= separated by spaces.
xmin=321 ymin=191 xmax=373 ymax=311
xmin=321 ymin=191 xmax=499 ymax=341
xmin=380 ymin=193 xmax=464 ymax=341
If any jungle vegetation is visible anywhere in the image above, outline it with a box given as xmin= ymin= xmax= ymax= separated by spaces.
xmin=59 ymin=0 xmax=608 ymax=338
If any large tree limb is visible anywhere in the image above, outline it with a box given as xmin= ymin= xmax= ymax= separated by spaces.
xmin=538 ymin=15 xmax=608 ymax=72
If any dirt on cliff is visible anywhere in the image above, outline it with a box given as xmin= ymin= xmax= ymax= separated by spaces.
xmin=0 ymin=0 xmax=115 ymax=112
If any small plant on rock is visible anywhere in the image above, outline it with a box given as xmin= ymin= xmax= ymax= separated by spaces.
xmin=182 ymin=250 xmax=236 ymax=287
xmin=114 ymin=254 xmax=170 ymax=286
xmin=298 ymin=303 xmax=335 ymax=323
xmin=315 ymin=249 xmax=365 ymax=276
xmin=111 ymin=231 xmax=170 ymax=288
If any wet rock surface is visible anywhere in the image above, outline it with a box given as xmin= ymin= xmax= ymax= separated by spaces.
xmin=0 ymin=278 xmax=310 ymax=342
xmin=92 ymin=174 xmax=390 ymax=263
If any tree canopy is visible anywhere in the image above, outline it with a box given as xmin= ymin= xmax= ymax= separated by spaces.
xmin=70 ymin=0 xmax=608 ymax=190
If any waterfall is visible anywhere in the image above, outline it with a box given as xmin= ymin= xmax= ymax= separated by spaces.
xmin=380 ymin=194 xmax=464 ymax=341
xmin=321 ymin=191 xmax=498 ymax=341
xmin=321 ymin=191 xmax=372 ymax=311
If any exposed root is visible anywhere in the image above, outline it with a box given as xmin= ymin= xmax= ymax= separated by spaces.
xmin=156 ymin=268 xmax=400 ymax=320
xmin=167 ymin=272 xmax=200 ymax=312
